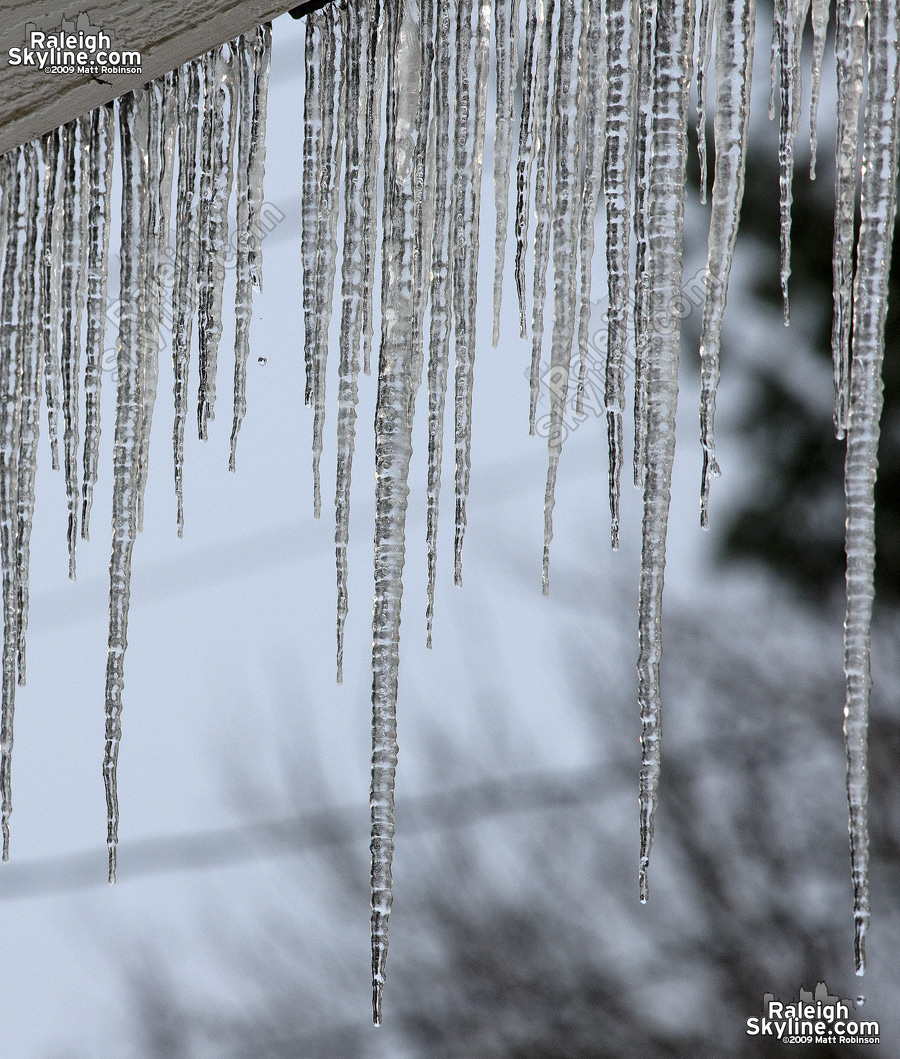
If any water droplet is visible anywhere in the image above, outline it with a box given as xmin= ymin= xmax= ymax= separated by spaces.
xmin=257 ymin=356 xmax=267 ymax=365
xmin=856 ymin=995 xmax=866 ymax=1008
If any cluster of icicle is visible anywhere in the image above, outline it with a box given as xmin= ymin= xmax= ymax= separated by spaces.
xmin=0 ymin=26 xmax=271 ymax=881
xmin=294 ymin=0 xmax=897 ymax=1017
xmin=0 ymin=0 xmax=897 ymax=1027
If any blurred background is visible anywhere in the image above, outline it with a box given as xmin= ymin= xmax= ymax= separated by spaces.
xmin=1 ymin=5 xmax=899 ymax=1057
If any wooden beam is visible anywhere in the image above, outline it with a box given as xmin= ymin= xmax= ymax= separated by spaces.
xmin=0 ymin=0 xmax=298 ymax=156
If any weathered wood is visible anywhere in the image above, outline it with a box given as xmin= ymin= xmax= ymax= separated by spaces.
xmin=0 ymin=0 xmax=296 ymax=156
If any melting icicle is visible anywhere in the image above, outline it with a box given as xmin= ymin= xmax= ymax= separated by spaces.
xmin=632 ymin=0 xmax=657 ymax=485
xmin=698 ymin=0 xmax=755 ymax=526
xmin=81 ymin=104 xmax=115 ymax=542
xmin=361 ymin=0 xmax=387 ymax=378
xmin=807 ymin=0 xmax=830 ymax=177
xmin=197 ymin=45 xmax=238 ymax=441
xmin=59 ymin=121 xmax=82 ymax=579
xmin=526 ymin=0 xmax=558 ymax=435
xmin=310 ymin=5 xmax=343 ymax=520
xmin=14 ymin=143 xmax=42 ymax=688
xmin=574 ymin=0 xmax=607 ymax=418
xmin=604 ymin=0 xmax=638 ymax=547
xmin=695 ymin=0 xmax=716 ymax=202
xmin=490 ymin=0 xmax=519 ymax=346
xmin=172 ymin=62 xmax=202 ymax=536
xmin=424 ymin=0 xmax=455 ymax=646
xmin=775 ymin=0 xmax=796 ymax=323
xmin=831 ymin=0 xmax=865 ymax=439
xmin=335 ymin=0 xmax=368 ymax=681
xmin=542 ymin=0 xmax=582 ymax=594
xmin=41 ymin=131 xmax=63 ymax=474
xmin=231 ymin=25 xmax=272 ymax=472
xmin=514 ymin=0 xmax=540 ymax=339
xmin=637 ymin=0 xmax=695 ymax=903
xmin=842 ymin=0 xmax=900 ymax=976
xmin=451 ymin=0 xmax=490 ymax=584
xmin=105 ymin=89 xmax=150 ymax=884
xmin=370 ymin=0 xmax=422 ymax=1021
xmin=0 ymin=150 xmax=22 ymax=860
xmin=134 ymin=84 xmax=163 ymax=536
xmin=301 ymin=19 xmax=323 ymax=416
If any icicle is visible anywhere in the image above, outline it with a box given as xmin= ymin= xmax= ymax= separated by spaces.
xmin=698 ymin=0 xmax=756 ymax=527
xmin=490 ymin=0 xmax=520 ymax=346
xmin=637 ymin=0 xmax=695 ymax=903
xmin=425 ymin=0 xmax=455 ymax=647
xmin=527 ymin=0 xmax=558 ymax=433
xmin=695 ymin=0 xmax=716 ymax=201
xmin=603 ymin=0 xmax=639 ymax=547
xmin=231 ymin=37 xmax=257 ymax=474
xmin=808 ymin=0 xmax=830 ymax=178
xmin=575 ymin=0 xmax=607 ymax=418
xmin=452 ymin=0 xmax=490 ymax=584
xmin=81 ymin=104 xmax=115 ymax=542
xmin=335 ymin=0 xmax=367 ymax=680
xmin=370 ymin=0 xmax=422 ymax=1021
xmin=231 ymin=25 xmax=272 ymax=472
xmin=514 ymin=0 xmax=540 ymax=339
xmin=40 ymin=131 xmax=63 ymax=474
xmin=105 ymin=89 xmax=150 ymax=884
xmin=247 ymin=24 xmax=272 ymax=294
xmin=361 ymin=0 xmax=387 ymax=378
xmin=842 ymin=0 xmax=900 ymax=976
xmin=197 ymin=44 xmax=238 ymax=441
xmin=0 ymin=150 xmax=22 ymax=861
xmin=14 ymin=143 xmax=42 ymax=688
xmin=311 ymin=4 xmax=343 ymax=521
xmin=775 ymin=0 xmax=797 ymax=323
xmin=172 ymin=61 xmax=202 ymax=536
xmin=59 ymin=121 xmax=82 ymax=579
xmin=831 ymin=0 xmax=865 ymax=439
xmin=301 ymin=19 xmax=323 ymax=413
xmin=542 ymin=0 xmax=583 ymax=594
xmin=632 ymin=0 xmax=656 ymax=485
xmin=134 ymin=85 xmax=163 ymax=536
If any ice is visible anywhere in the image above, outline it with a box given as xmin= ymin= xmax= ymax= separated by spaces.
xmin=0 ymin=149 xmax=22 ymax=860
xmin=541 ymin=0 xmax=582 ymax=593
xmin=81 ymin=104 xmax=115 ymax=542
xmin=603 ymin=0 xmax=638 ymax=547
xmin=172 ymin=61 xmax=202 ymax=536
xmin=831 ymin=0 xmax=865 ymax=439
xmin=698 ymin=0 xmax=756 ymax=527
xmin=842 ymin=0 xmax=900 ymax=976
xmin=490 ymin=0 xmax=519 ymax=346
xmin=637 ymin=0 xmax=695 ymax=902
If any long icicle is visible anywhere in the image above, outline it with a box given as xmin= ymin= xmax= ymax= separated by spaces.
xmin=542 ymin=0 xmax=583 ymax=594
xmin=370 ymin=0 xmax=421 ymax=1021
xmin=831 ymin=0 xmax=866 ymax=439
xmin=603 ymin=0 xmax=639 ymax=547
xmin=452 ymin=0 xmax=491 ymax=583
xmin=842 ymin=0 xmax=900 ymax=976
xmin=81 ymin=103 xmax=115 ymax=542
xmin=637 ymin=0 xmax=695 ymax=903
xmin=424 ymin=0 xmax=455 ymax=646
xmin=335 ymin=0 xmax=368 ymax=681
xmin=0 ymin=150 xmax=22 ymax=860
xmin=14 ymin=143 xmax=42 ymax=689
xmin=172 ymin=61 xmax=202 ymax=537
xmin=698 ymin=0 xmax=756 ymax=526
xmin=104 ymin=89 xmax=150 ymax=885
